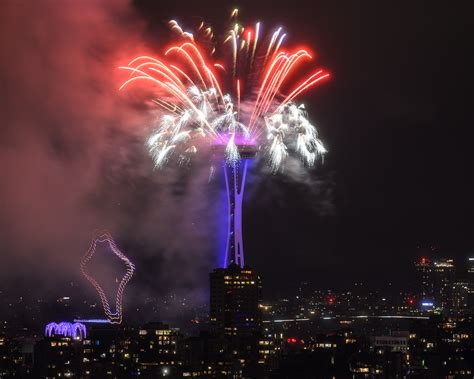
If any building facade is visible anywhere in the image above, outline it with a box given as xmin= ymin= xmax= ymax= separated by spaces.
xmin=136 ymin=322 xmax=183 ymax=376
xmin=210 ymin=264 xmax=262 ymax=336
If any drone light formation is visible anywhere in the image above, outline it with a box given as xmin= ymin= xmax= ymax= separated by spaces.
xmin=45 ymin=322 xmax=87 ymax=340
xmin=80 ymin=231 xmax=135 ymax=324
xmin=119 ymin=10 xmax=330 ymax=268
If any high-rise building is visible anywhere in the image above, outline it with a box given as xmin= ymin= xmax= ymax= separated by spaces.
xmin=452 ymin=280 xmax=469 ymax=311
xmin=415 ymin=257 xmax=455 ymax=309
xmin=210 ymin=263 xmax=262 ymax=336
xmin=432 ymin=258 xmax=455 ymax=309
xmin=415 ymin=257 xmax=434 ymax=301
xmin=210 ymin=263 xmax=263 ymax=377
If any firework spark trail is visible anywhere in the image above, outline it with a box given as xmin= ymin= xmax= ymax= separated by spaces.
xmin=250 ymin=22 xmax=260 ymax=69
xmin=236 ymin=79 xmax=241 ymax=120
xmin=119 ymin=64 xmax=220 ymax=141
xmin=119 ymin=10 xmax=330 ymax=171
xmin=249 ymin=53 xmax=290 ymax=131
xmin=280 ymin=71 xmax=331 ymax=107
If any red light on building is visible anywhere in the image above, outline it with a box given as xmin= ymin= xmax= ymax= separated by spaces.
xmin=408 ymin=298 xmax=415 ymax=305
xmin=419 ymin=256 xmax=430 ymax=265
xmin=327 ymin=296 xmax=335 ymax=305
xmin=287 ymin=337 xmax=304 ymax=345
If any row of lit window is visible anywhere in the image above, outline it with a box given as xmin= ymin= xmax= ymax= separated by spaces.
xmin=223 ymin=282 xmax=256 ymax=286
xmin=50 ymin=342 xmax=70 ymax=347
xmin=138 ymin=330 xmax=174 ymax=336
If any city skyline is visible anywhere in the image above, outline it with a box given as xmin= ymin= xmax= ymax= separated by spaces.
xmin=0 ymin=1 xmax=473 ymax=377
xmin=3 ymin=251 xmax=474 ymax=377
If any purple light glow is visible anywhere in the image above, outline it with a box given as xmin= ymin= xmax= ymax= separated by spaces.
xmin=223 ymin=160 xmax=249 ymax=268
xmin=81 ymin=231 xmax=135 ymax=324
xmin=45 ymin=322 xmax=86 ymax=340
xmin=213 ymin=132 xmax=257 ymax=146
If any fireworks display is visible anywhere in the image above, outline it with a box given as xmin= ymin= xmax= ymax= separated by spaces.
xmin=81 ymin=231 xmax=135 ymax=324
xmin=119 ymin=9 xmax=329 ymax=172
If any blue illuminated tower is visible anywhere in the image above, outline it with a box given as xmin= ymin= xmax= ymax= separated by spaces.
xmin=224 ymin=161 xmax=248 ymax=268
xmin=213 ymin=135 xmax=257 ymax=268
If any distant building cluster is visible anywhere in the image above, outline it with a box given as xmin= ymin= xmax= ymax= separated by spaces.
xmin=415 ymin=256 xmax=473 ymax=313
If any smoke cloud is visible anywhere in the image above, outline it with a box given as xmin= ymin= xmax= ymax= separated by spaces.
xmin=0 ymin=0 xmax=216 ymax=316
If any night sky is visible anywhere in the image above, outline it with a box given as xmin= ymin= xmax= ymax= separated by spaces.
xmin=0 ymin=0 xmax=473 ymax=305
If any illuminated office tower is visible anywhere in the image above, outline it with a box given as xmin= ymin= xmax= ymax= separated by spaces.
xmin=432 ymin=258 xmax=455 ymax=309
xmin=210 ymin=264 xmax=262 ymax=335
xmin=415 ymin=257 xmax=434 ymax=301
xmin=452 ymin=280 xmax=469 ymax=311
xmin=210 ymin=264 xmax=264 ymax=377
